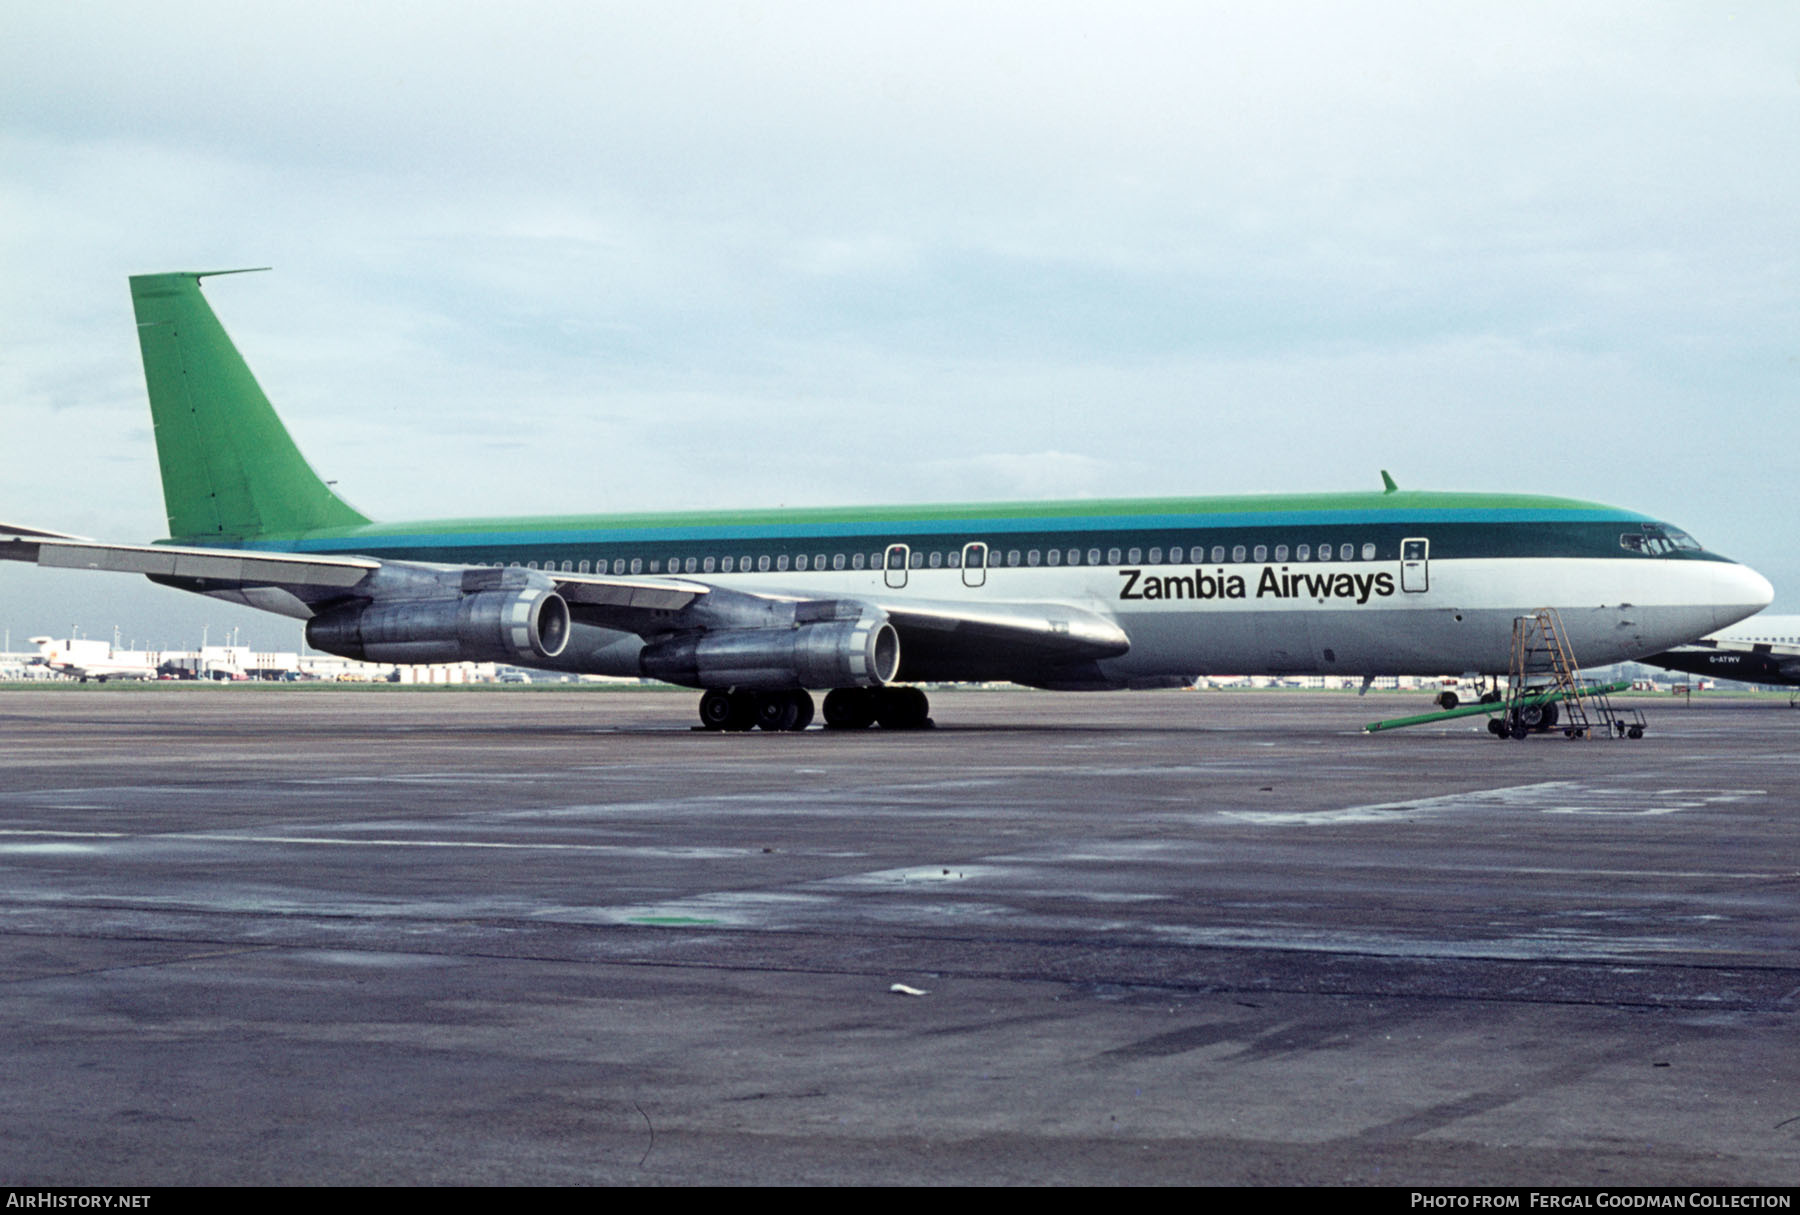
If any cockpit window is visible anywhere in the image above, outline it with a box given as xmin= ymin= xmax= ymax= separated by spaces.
xmin=1620 ymin=523 xmax=1702 ymax=556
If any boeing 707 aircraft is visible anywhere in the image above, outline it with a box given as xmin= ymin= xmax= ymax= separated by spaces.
xmin=0 ymin=271 xmax=1775 ymax=729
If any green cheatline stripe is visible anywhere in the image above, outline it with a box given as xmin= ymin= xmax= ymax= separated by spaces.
xmin=239 ymin=490 xmax=1639 ymax=546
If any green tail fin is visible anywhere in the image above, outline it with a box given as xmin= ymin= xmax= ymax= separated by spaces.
xmin=129 ymin=270 xmax=370 ymax=542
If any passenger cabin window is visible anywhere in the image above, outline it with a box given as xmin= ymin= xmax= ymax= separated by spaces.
xmin=1361 ymin=543 xmax=1376 ymax=561
xmin=1107 ymin=547 xmax=1121 ymax=565
xmin=1297 ymin=544 xmax=1311 ymax=561
xmin=1088 ymin=548 xmax=1101 ymax=565
xmin=1232 ymin=545 xmax=1246 ymax=563
xmin=1252 ymin=545 xmax=1267 ymax=562
xmin=1169 ymin=546 xmax=1182 ymax=563
xmin=1274 ymin=545 xmax=1288 ymax=562
xmin=1211 ymin=546 xmax=1225 ymax=563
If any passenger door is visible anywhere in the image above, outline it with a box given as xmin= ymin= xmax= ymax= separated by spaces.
xmin=884 ymin=543 xmax=910 ymax=590
xmin=961 ymin=541 xmax=988 ymax=588
xmin=1401 ymin=538 xmax=1429 ymax=593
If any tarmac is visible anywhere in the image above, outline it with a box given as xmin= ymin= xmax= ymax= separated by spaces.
xmin=0 ymin=686 xmax=1795 ymax=1186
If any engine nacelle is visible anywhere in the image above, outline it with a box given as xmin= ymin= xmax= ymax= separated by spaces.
xmin=306 ymin=588 xmax=571 ymax=665
xmin=640 ymin=617 xmax=900 ymax=690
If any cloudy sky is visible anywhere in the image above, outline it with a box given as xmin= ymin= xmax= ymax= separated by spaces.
xmin=2 ymin=2 xmax=1796 ymax=650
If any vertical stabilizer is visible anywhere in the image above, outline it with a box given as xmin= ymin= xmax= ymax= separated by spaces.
xmin=129 ymin=270 xmax=370 ymax=542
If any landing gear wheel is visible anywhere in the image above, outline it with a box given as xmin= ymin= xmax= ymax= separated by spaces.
xmin=754 ymin=690 xmax=813 ymax=732
xmin=875 ymin=686 xmax=931 ymax=729
xmin=1487 ymin=718 xmax=1507 ymax=737
xmin=698 ymin=689 xmax=735 ymax=730
xmin=698 ymin=689 xmax=758 ymax=731
xmin=823 ymin=688 xmax=877 ymax=729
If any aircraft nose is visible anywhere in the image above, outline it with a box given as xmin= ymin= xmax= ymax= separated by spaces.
xmin=1713 ymin=561 xmax=1774 ymax=629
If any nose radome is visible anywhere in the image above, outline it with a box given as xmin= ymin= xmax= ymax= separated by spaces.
xmin=1714 ymin=562 xmax=1774 ymax=630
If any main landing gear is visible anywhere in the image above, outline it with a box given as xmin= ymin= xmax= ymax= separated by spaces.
xmin=696 ymin=687 xmax=932 ymax=732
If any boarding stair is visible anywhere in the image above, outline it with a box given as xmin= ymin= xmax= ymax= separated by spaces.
xmin=1496 ymin=609 xmax=1645 ymax=740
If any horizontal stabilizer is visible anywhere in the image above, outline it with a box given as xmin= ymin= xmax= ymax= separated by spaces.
xmin=0 ymin=522 xmax=92 ymax=542
xmin=0 ymin=536 xmax=377 ymax=588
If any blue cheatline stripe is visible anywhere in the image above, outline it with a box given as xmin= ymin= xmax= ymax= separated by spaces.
xmin=241 ymin=506 xmax=1645 ymax=552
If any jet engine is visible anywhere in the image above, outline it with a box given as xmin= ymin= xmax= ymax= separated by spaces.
xmin=305 ymin=587 xmax=571 ymax=665
xmin=639 ymin=617 xmax=899 ymax=690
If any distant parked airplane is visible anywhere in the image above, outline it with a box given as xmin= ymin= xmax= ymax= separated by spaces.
xmin=1642 ymin=615 xmax=1800 ymax=688
xmin=28 ymin=636 xmax=156 ymax=683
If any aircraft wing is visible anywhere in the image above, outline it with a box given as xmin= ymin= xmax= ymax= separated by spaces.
xmin=1 ymin=526 xmax=710 ymax=614
xmin=877 ymin=596 xmax=1127 ymax=656
xmin=873 ymin=596 xmax=1133 ymax=686
xmin=3 ymin=524 xmax=1124 ymax=681
xmin=550 ymin=570 xmax=712 ymax=613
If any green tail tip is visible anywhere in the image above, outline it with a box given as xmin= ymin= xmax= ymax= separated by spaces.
xmin=1380 ymin=470 xmax=1398 ymax=494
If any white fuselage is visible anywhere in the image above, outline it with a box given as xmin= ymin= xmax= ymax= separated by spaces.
xmin=524 ymin=551 xmax=1771 ymax=682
